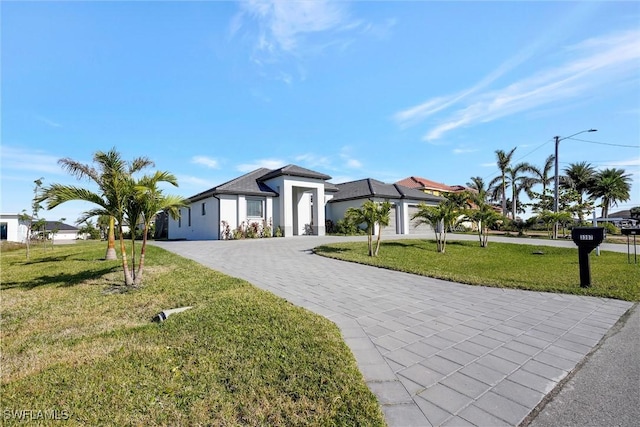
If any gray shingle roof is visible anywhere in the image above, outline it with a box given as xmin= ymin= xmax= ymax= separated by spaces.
xmin=186 ymin=167 xmax=439 ymax=204
xmin=259 ymin=164 xmax=332 ymax=181
xmin=43 ymin=221 xmax=78 ymax=231
xmin=189 ymin=168 xmax=278 ymax=201
xmin=187 ymin=165 xmax=334 ymax=202
xmin=329 ymin=178 xmax=442 ymax=203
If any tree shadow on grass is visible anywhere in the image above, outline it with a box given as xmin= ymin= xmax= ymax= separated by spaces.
xmin=313 ymin=246 xmax=348 ymax=254
xmin=0 ymin=265 xmax=122 ymax=291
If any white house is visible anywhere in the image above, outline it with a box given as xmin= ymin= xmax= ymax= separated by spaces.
xmin=167 ymin=165 xmax=442 ymax=240
xmin=43 ymin=221 xmax=83 ymax=242
xmin=0 ymin=213 xmax=29 ymax=242
xmin=0 ymin=215 xmax=83 ymax=243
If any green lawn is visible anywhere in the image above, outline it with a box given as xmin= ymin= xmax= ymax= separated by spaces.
xmin=314 ymin=239 xmax=640 ymax=301
xmin=1 ymin=241 xmax=385 ymax=426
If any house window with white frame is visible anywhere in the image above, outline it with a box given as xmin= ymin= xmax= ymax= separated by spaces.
xmin=188 ymin=208 xmax=191 ymax=226
xmin=201 ymin=202 xmax=206 ymax=216
xmin=246 ymin=198 xmax=264 ymax=218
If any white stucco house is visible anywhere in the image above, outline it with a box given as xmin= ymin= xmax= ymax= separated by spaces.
xmin=0 ymin=213 xmax=29 ymax=242
xmin=43 ymin=221 xmax=83 ymax=242
xmin=0 ymin=215 xmax=83 ymax=243
xmin=167 ymin=165 xmax=442 ymax=240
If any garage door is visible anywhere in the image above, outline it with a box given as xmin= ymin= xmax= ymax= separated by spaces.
xmin=408 ymin=206 xmax=431 ymax=234
xmin=381 ymin=205 xmax=397 ymax=235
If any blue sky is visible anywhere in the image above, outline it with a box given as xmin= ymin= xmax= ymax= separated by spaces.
xmin=2 ymin=1 xmax=639 ymax=224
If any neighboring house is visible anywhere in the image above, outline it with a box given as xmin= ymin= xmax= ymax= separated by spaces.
xmin=167 ymin=165 xmax=443 ymax=240
xmin=396 ymin=176 xmax=467 ymax=197
xmin=42 ymin=221 xmax=83 ymax=241
xmin=0 ymin=213 xmax=29 ymax=242
xmin=327 ymin=178 xmax=442 ymax=235
xmin=596 ymin=210 xmax=638 ymax=228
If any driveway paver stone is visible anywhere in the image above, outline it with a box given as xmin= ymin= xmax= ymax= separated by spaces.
xmin=153 ymin=236 xmax=633 ymax=426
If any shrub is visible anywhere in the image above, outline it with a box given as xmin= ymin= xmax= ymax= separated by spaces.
xmin=602 ymin=222 xmax=620 ymax=235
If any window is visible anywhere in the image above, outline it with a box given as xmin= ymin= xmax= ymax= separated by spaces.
xmin=188 ymin=208 xmax=191 ymax=226
xmin=201 ymin=203 xmax=206 ymax=216
xmin=178 ymin=210 xmax=182 ymax=228
xmin=247 ymin=199 xmax=264 ymax=218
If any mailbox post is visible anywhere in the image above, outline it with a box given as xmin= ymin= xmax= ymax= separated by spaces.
xmin=571 ymin=227 xmax=605 ymax=288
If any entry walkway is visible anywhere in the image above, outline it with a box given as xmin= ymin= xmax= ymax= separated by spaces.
xmin=152 ymin=236 xmax=633 ymax=426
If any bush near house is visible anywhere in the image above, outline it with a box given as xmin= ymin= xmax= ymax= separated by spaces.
xmin=1 ymin=241 xmax=384 ymax=426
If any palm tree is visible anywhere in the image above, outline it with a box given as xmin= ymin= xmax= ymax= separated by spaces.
xmin=411 ymin=201 xmax=461 ymax=253
xmin=489 ymin=147 xmax=517 ymax=217
xmin=590 ymin=168 xmax=632 ymax=218
xmin=129 ymin=171 xmax=187 ymax=285
xmin=506 ymin=162 xmax=534 ymax=220
xmin=346 ymin=200 xmax=392 ymax=256
xmin=528 ymin=155 xmax=555 ymax=196
xmin=466 ymin=177 xmax=488 ymax=203
xmin=40 ymin=148 xmax=154 ymax=286
xmin=562 ymin=162 xmax=596 ymax=205
xmin=464 ymin=203 xmax=501 ymax=247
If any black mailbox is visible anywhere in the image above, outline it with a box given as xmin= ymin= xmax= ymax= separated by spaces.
xmin=571 ymin=227 xmax=605 ymax=288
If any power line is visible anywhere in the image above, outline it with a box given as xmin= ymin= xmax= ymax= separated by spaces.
xmin=567 ymin=137 xmax=640 ymax=148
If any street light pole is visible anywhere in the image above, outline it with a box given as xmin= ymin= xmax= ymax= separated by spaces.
xmin=553 ymin=129 xmax=597 ymax=239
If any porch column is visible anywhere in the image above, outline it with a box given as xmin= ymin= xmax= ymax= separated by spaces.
xmin=312 ymin=187 xmax=325 ymax=236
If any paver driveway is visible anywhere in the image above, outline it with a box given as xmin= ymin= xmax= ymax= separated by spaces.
xmin=153 ymin=236 xmax=632 ymax=426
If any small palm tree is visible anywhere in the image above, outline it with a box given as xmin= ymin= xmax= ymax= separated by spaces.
xmin=129 ymin=171 xmax=187 ymax=285
xmin=590 ymin=168 xmax=632 ymax=218
xmin=346 ymin=200 xmax=392 ymax=256
xmin=40 ymin=148 xmax=154 ymax=286
xmin=464 ymin=203 xmax=501 ymax=247
xmin=411 ymin=202 xmax=460 ymax=253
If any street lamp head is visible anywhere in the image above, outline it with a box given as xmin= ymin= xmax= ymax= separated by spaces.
xmin=588 ymin=129 xmax=598 ymax=132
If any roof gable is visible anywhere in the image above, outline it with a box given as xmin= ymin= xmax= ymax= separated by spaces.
xmin=259 ymin=164 xmax=332 ymax=181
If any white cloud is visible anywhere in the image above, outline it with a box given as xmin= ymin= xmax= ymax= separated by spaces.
xmin=394 ymin=29 xmax=640 ymax=142
xmin=241 ymin=0 xmax=350 ymax=53
xmin=0 ymin=145 xmax=65 ymax=175
xmin=346 ymin=158 xmax=362 ymax=168
xmin=453 ymin=148 xmax=478 ymax=155
xmin=339 ymin=146 xmax=363 ymax=169
xmin=191 ymin=155 xmax=220 ymax=169
xmin=602 ymin=158 xmax=640 ymax=168
xmin=36 ymin=115 xmax=62 ymax=128
xmin=294 ymin=153 xmax=332 ymax=169
xmin=237 ymin=158 xmax=286 ymax=172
